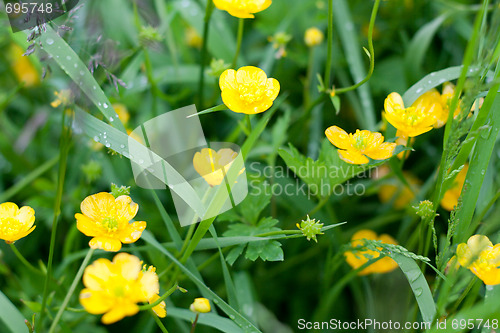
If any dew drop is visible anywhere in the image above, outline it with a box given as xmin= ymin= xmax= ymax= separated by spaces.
xmin=74 ymin=63 xmax=78 ymax=68
xmin=93 ymin=86 xmax=97 ymax=90
xmin=93 ymin=136 xmax=100 ymax=142
xmin=103 ymin=103 xmax=109 ymax=109
xmin=229 ymin=315 xmax=235 ymax=320
xmin=415 ymin=88 xmax=423 ymax=94
xmin=105 ymin=143 xmax=111 ymax=148
xmin=80 ymin=70 xmax=85 ymax=76
xmin=109 ymin=117 xmax=114 ymax=122
xmin=98 ymin=102 xmax=102 ymax=106
xmin=414 ymin=288 xmax=423 ymax=296
xmin=139 ymin=159 xmax=144 ymax=164
xmin=46 ymin=38 xmax=54 ymax=45
xmin=120 ymin=144 xmax=125 ymax=149
xmin=66 ymin=56 xmax=71 ymax=60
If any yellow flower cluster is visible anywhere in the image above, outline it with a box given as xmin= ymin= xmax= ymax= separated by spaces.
xmin=440 ymin=164 xmax=468 ymax=211
xmin=344 ymin=230 xmax=398 ymax=275
xmin=325 ymin=126 xmax=396 ymax=165
xmin=0 ymin=202 xmax=36 ymax=244
xmin=456 ymin=235 xmax=500 ymax=285
xmin=80 ymin=253 xmax=166 ymax=324
xmin=75 ymin=192 xmax=147 ymax=252
xmin=213 ymin=0 xmax=272 ymax=18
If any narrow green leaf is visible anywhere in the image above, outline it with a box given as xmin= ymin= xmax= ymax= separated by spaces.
xmin=0 ymin=291 xmax=27 ymax=333
xmin=167 ymin=307 xmax=243 ymax=333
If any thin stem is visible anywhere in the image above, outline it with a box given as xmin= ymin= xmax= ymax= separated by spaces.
xmin=150 ymin=309 xmax=169 ymax=333
xmin=197 ymin=0 xmax=215 ymax=108
xmin=9 ymin=243 xmax=43 ymax=276
xmin=138 ymin=282 xmax=179 ymax=311
xmin=245 ymin=114 xmax=252 ymax=133
xmin=334 ymin=0 xmax=380 ymax=95
xmin=324 ymin=0 xmax=333 ymax=88
xmin=231 ymin=18 xmax=245 ymax=68
xmin=190 ymin=313 xmax=200 ymax=333
xmin=39 ymin=109 xmax=71 ymax=328
xmin=49 ymin=248 xmax=95 ymax=333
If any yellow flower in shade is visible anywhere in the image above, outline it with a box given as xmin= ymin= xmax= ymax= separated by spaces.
xmin=75 ymin=192 xmax=147 ymax=252
xmin=0 ymin=203 xmax=36 ymax=244
xmin=219 ymin=66 xmax=280 ymax=114
xmin=376 ymin=166 xmax=420 ymax=209
xmin=383 ymin=92 xmax=435 ymax=137
xmin=9 ymin=44 xmax=40 ymax=87
xmin=185 ymin=27 xmax=202 ymax=49
xmin=440 ymin=164 xmax=468 ymax=211
xmin=344 ymin=230 xmax=398 ymax=275
xmin=304 ymin=27 xmax=324 ymax=47
xmin=456 ymin=235 xmax=500 ymax=285
xmin=213 ymin=0 xmax=272 ymax=18
xmin=79 ymin=253 xmax=161 ymax=324
xmin=190 ymin=298 xmax=211 ymax=313
xmin=193 ymin=148 xmax=243 ymax=187
xmin=113 ymin=104 xmax=130 ymax=125
xmin=325 ymin=126 xmax=396 ymax=165
xmin=412 ymin=89 xmax=446 ymax=128
xmin=51 ymin=89 xmax=72 ymax=108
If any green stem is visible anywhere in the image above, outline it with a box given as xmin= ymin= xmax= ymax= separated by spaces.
xmin=333 ymin=0 xmax=380 ymax=95
xmin=39 ymin=110 xmax=71 ymax=329
xmin=49 ymin=248 xmax=95 ymax=333
xmin=255 ymin=230 xmax=301 ymax=237
xmin=231 ymin=18 xmax=245 ymax=69
xmin=9 ymin=243 xmax=43 ymax=276
xmin=138 ymin=283 xmax=178 ymax=311
xmin=245 ymin=114 xmax=252 ymax=133
xmin=150 ymin=309 xmax=169 ymax=333
xmin=190 ymin=313 xmax=200 ymax=333
xmin=304 ymin=47 xmax=315 ymax=107
xmin=324 ymin=0 xmax=333 ymax=88
xmin=197 ymin=0 xmax=215 ymax=108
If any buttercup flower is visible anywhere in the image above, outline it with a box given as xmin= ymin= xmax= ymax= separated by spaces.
xmin=456 ymin=235 xmax=500 ymax=285
xmin=0 ymin=202 xmax=36 ymax=244
xmin=213 ymin=0 xmax=272 ymax=18
xmin=79 ymin=253 xmax=161 ymax=324
xmin=9 ymin=44 xmax=40 ymax=87
xmin=412 ymin=89 xmax=446 ymax=128
xmin=193 ymin=148 xmax=243 ymax=187
xmin=383 ymin=92 xmax=435 ymax=138
xmin=325 ymin=126 xmax=396 ymax=165
xmin=377 ymin=167 xmax=420 ymax=209
xmin=440 ymin=164 xmax=468 ymax=211
xmin=75 ymin=192 xmax=147 ymax=251
xmin=219 ymin=66 xmax=280 ymax=114
xmin=51 ymin=89 xmax=72 ymax=108
xmin=344 ymin=230 xmax=398 ymax=275
xmin=190 ymin=298 xmax=211 ymax=313
xmin=304 ymin=27 xmax=324 ymax=47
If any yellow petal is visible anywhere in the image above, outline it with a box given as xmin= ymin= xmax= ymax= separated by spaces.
xmin=119 ymin=221 xmax=147 ymax=244
xmin=81 ymin=192 xmax=116 ymax=222
xmin=384 ymin=92 xmax=405 ymax=113
xmin=83 ymin=258 xmax=113 ymax=290
xmin=113 ymin=253 xmax=142 ymax=280
xmin=17 ymin=206 xmax=35 ymax=226
xmin=265 ymin=78 xmax=280 ymax=101
xmin=364 ymin=142 xmax=396 ymax=160
xmin=89 ymin=236 xmax=122 ymax=252
xmin=338 ymin=149 xmax=369 ymax=165
xmin=0 ymin=202 xmax=20 ymax=218
xmin=79 ymin=289 xmax=113 ymax=315
xmin=114 ymin=195 xmax=139 ymax=222
xmin=236 ymin=66 xmax=267 ymax=86
xmin=139 ymin=270 xmax=160 ymax=300
xmin=101 ymin=303 xmax=139 ymax=325
xmin=75 ymin=213 xmax=100 ymax=237
xmin=150 ymin=294 xmax=167 ymax=318
xmin=219 ymin=69 xmax=237 ymax=91
xmin=325 ymin=126 xmax=352 ymax=150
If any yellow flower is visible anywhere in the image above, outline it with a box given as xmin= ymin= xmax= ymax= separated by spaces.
xmin=9 ymin=44 xmax=40 ymax=87
xmin=113 ymin=103 xmax=130 ymax=125
xmin=219 ymin=66 xmax=280 ymax=114
xmin=79 ymin=253 xmax=160 ymax=324
xmin=190 ymin=298 xmax=211 ymax=313
xmin=376 ymin=167 xmax=420 ymax=209
xmin=193 ymin=148 xmax=243 ymax=187
xmin=304 ymin=27 xmax=324 ymax=47
xmin=51 ymin=89 xmax=72 ymax=108
xmin=185 ymin=27 xmax=202 ymax=49
xmin=412 ymin=89 xmax=446 ymax=128
xmin=0 ymin=202 xmax=36 ymax=244
xmin=456 ymin=235 xmax=500 ymax=285
xmin=325 ymin=126 xmax=396 ymax=165
xmin=440 ymin=164 xmax=468 ymax=211
xmin=75 ymin=192 xmax=147 ymax=252
xmin=383 ymin=92 xmax=435 ymax=137
xmin=213 ymin=0 xmax=272 ymax=18
xmin=344 ymin=230 xmax=398 ymax=275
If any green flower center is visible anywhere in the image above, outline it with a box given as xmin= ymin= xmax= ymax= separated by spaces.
xmin=354 ymin=135 xmax=368 ymax=150
xmin=101 ymin=217 xmax=119 ymax=232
